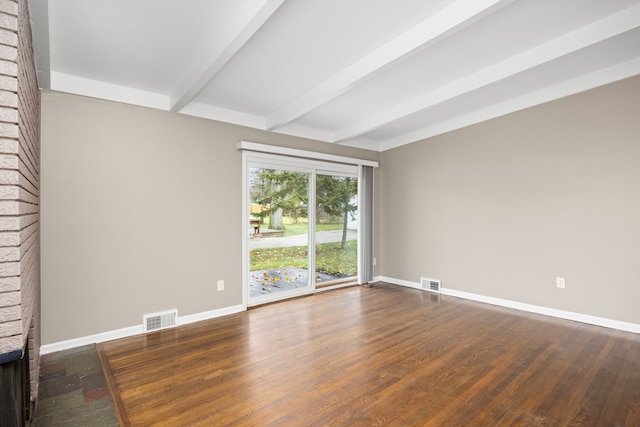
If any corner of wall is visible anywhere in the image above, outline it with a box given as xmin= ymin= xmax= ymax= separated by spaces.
xmin=0 ymin=0 xmax=42 ymax=412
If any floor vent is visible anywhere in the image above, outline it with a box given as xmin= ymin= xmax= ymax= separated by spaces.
xmin=420 ymin=277 xmax=441 ymax=293
xmin=143 ymin=309 xmax=178 ymax=333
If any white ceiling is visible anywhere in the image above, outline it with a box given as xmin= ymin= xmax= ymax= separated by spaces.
xmin=29 ymin=0 xmax=640 ymax=152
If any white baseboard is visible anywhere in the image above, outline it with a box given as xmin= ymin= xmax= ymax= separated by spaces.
xmin=374 ymin=276 xmax=418 ymax=289
xmin=177 ymin=304 xmax=245 ymax=326
xmin=376 ymin=276 xmax=640 ymax=334
xmin=40 ymin=304 xmax=246 ymax=355
xmin=42 ymin=279 xmax=640 ymax=355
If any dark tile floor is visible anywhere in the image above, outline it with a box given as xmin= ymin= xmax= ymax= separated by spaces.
xmin=34 ymin=344 xmax=119 ymax=426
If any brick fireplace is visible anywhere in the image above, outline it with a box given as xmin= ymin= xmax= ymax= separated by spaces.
xmin=0 ymin=0 xmax=41 ymax=425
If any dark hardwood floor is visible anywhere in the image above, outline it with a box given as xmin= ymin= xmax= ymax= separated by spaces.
xmin=97 ymin=283 xmax=640 ymax=426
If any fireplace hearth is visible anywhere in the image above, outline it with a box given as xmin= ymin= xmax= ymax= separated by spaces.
xmin=0 ymin=343 xmax=31 ymax=427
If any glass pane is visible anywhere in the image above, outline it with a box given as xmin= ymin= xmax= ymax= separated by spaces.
xmin=249 ymin=167 xmax=311 ymax=299
xmin=315 ymin=174 xmax=358 ymax=286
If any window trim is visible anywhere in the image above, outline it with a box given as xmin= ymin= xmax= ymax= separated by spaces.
xmin=237 ymin=141 xmax=379 ymax=168
xmin=241 ymin=149 xmax=368 ymax=308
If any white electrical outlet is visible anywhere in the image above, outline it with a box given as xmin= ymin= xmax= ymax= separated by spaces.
xmin=556 ymin=277 xmax=565 ymax=289
xmin=373 ymin=257 xmax=377 ymax=266
xmin=217 ymin=280 xmax=224 ymax=291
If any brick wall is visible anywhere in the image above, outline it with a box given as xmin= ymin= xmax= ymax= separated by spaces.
xmin=0 ymin=0 xmax=41 ymax=401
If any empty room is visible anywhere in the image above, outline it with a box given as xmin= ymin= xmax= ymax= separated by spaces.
xmin=1 ymin=0 xmax=639 ymax=425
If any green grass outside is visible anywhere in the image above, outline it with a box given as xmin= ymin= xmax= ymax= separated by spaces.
xmin=256 ymin=216 xmax=343 ymax=237
xmin=280 ymin=222 xmax=344 ymax=237
xmin=250 ymin=240 xmax=357 ymax=277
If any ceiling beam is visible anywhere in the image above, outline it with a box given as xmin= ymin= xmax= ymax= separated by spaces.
xmin=264 ymin=0 xmax=515 ymax=131
xmin=169 ymin=0 xmax=284 ymax=112
xmin=378 ymin=58 xmax=640 ymax=151
xmin=332 ymin=3 xmax=640 ymax=143
xmin=178 ymin=102 xmax=266 ymax=130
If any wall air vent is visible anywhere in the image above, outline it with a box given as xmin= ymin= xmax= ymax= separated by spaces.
xmin=143 ymin=309 xmax=178 ymax=333
xmin=420 ymin=277 xmax=441 ymax=293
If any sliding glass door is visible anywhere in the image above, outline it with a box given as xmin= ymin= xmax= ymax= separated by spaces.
xmin=245 ymin=153 xmax=358 ymax=305
xmin=315 ymin=172 xmax=358 ymax=288
xmin=248 ymin=164 xmax=313 ymax=301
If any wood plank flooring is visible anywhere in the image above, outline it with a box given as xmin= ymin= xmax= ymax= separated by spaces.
xmin=97 ymin=283 xmax=640 ymax=426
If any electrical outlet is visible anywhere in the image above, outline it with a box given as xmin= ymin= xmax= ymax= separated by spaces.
xmin=556 ymin=277 xmax=565 ymax=289
xmin=373 ymin=257 xmax=377 ymax=266
xmin=217 ymin=280 xmax=224 ymax=291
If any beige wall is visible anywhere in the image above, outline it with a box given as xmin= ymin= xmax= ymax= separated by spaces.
xmin=40 ymin=75 xmax=640 ymax=345
xmin=40 ymin=91 xmax=379 ymax=344
xmin=379 ymin=76 xmax=640 ymax=324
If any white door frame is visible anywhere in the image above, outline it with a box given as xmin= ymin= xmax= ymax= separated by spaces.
xmin=242 ymin=151 xmax=358 ymax=308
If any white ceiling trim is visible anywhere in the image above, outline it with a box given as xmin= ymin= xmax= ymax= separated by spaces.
xmin=30 ymin=0 xmax=640 ymax=152
xmin=169 ymin=0 xmax=284 ymax=112
xmin=330 ymin=137 xmax=383 ymax=153
xmin=28 ymin=0 xmax=50 ymax=90
xmin=237 ymin=141 xmax=379 ymax=167
xmin=50 ymin=71 xmax=170 ymax=110
xmin=266 ymin=123 xmax=335 ymax=144
xmin=332 ymin=3 xmax=640 ymax=144
xmin=265 ymin=0 xmax=514 ymax=132
xmin=379 ymin=57 xmax=640 ymax=151
xmin=178 ymin=102 xmax=266 ymax=129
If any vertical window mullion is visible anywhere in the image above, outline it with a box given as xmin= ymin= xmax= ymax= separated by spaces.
xmin=309 ymin=171 xmax=316 ymax=289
